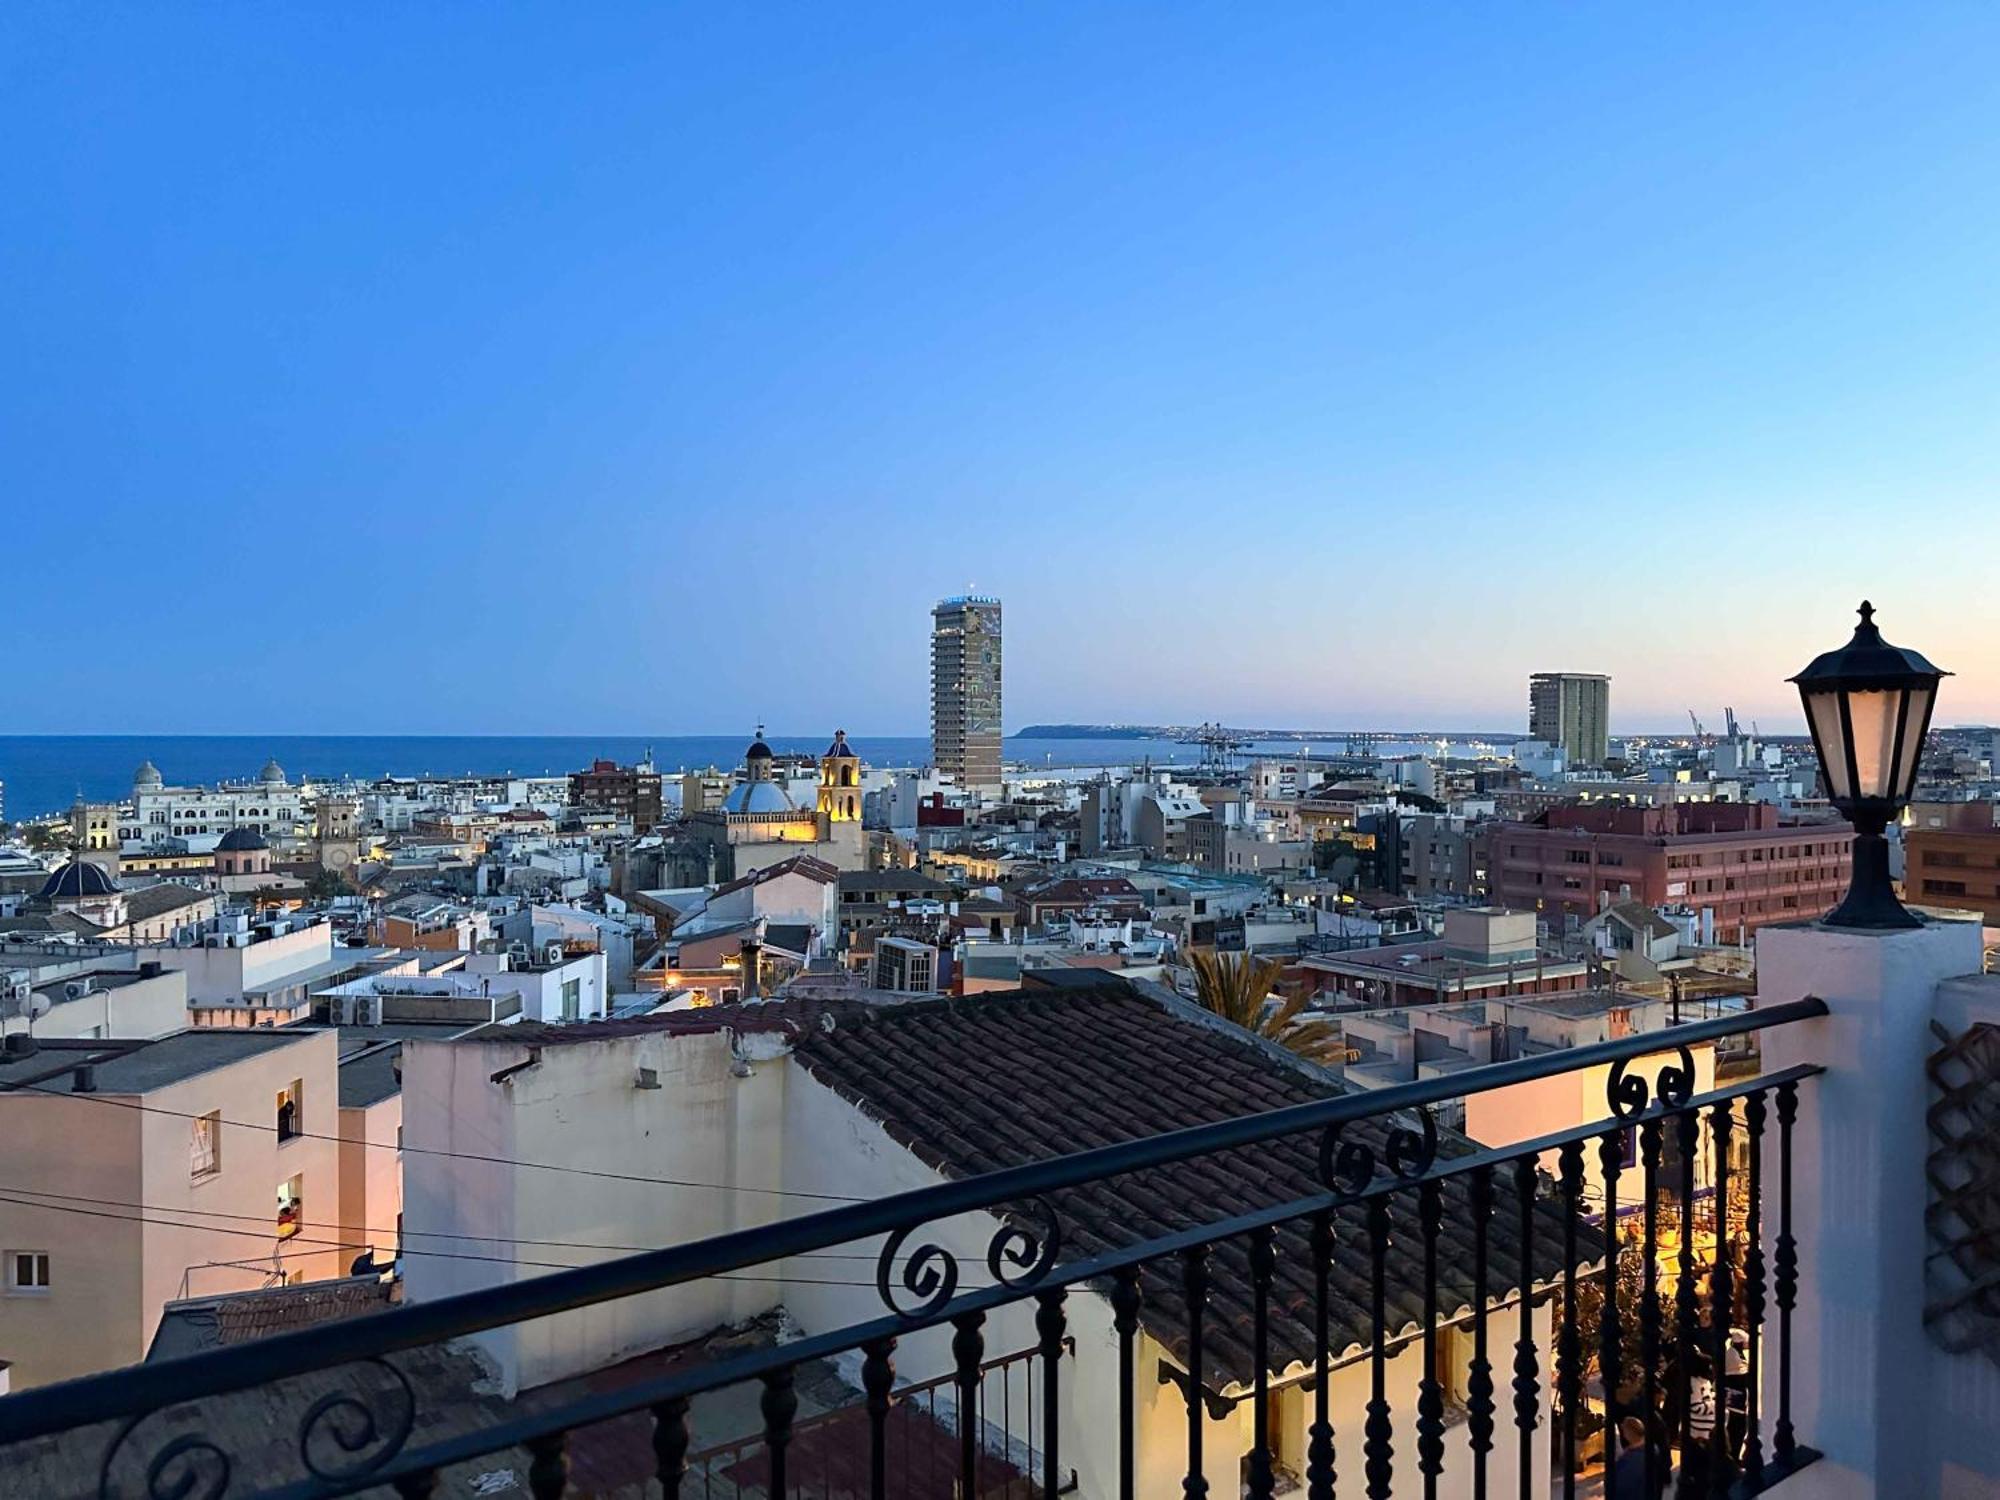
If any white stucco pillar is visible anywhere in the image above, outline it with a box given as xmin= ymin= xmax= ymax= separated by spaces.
xmin=1756 ymin=918 xmax=1981 ymax=1499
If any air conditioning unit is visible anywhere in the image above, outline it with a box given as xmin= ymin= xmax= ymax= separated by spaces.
xmin=506 ymin=940 xmax=529 ymax=960
xmin=64 ymin=978 xmax=95 ymax=1001
xmin=543 ymin=942 xmax=565 ymax=966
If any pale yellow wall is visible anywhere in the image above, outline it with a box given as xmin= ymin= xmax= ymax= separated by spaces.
xmin=1464 ymin=1042 xmax=1719 ymax=1208
xmin=337 ymin=1094 xmax=402 ymax=1265
xmin=0 ymin=1084 xmax=145 ymax=1386
xmin=143 ymin=1032 xmax=344 ymax=1315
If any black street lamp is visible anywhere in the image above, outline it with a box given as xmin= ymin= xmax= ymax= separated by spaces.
xmin=1789 ymin=600 xmax=1949 ymax=929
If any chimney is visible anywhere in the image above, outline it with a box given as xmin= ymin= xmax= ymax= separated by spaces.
xmin=71 ymin=1065 xmax=97 ymax=1094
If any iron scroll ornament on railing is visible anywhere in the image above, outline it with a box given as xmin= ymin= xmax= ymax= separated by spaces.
xmin=875 ymin=1195 xmax=1064 ymax=1318
xmin=1605 ymin=1042 xmax=1698 ymax=1121
xmin=1317 ymin=1106 xmax=1439 ymax=1195
xmin=98 ymin=1356 xmax=417 ymax=1500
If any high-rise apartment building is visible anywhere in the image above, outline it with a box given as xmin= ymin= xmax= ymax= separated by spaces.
xmin=931 ymin=595 xmax=1003 ymax=791
xmin=1527 ymin=671 xmax=1611 ymax=767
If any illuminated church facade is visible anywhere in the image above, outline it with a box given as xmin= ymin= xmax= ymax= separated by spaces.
xmin=679 ymin=728 xmax=867 ymax=882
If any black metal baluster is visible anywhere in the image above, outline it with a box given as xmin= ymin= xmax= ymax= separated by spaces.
xmin=1742 ymin=1091 xmax=1767 ymax=1482
xmin=1557 ymin=1140 xmax=1584 ymax=1500
xmin=1111 ymin=1265 xmax=1142 ymax=1500
xmin=952 ymin=1313 xmax=983 ymax=1499
xmin=652 ymin=1395 xmax=691 ymax=1500
xmin=1027 ymin=1344 xmax=1036 ymax=1492
xmin=862 ymin=1338 xmax=895 ymax=1500
xmin=1599 ymin=1125 xmax=1624 ymax=1487
xmin=1513 ymin=1155 xmax=1541 ymax=1500
xmin=1037 ymin=1289 xmax=1067 ymax=1500
xmin=526 ymin=1432 xmax=567 ymax=1500
xmin=1468 ymin=1168 xmax=1496 ymax=1500
xmin=1307 ymin=1210 xmax=1337 ymax=1500
xmin=1000 ymin=1367 xmax=1008 ymax=1493
xmin=1182 ymin=1244 xmax=1211 ymax=1500
xmin=1674 ymin=1104 xmax=1699 ymax=1500
xmin=1640 ymin=1114 xmax=1664 ymax=1500
xmin=1230 ymin=1226 xmax=1268 ymax=1499
xmin=1773 ymin=1080 xmax=1798 ymax=1471
xmin=1364 ymin=1194 xmax=1395 ymax=1500
xmin=1708 ymin=1100 xmax=1735 ymax=1497
xmin=1418 ymin=1178 xmax=1446 ymax=1499
xmin=763 ymin=1366 xmax=797 ymax=1500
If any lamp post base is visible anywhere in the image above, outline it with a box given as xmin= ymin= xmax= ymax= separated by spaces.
xmin=1820 ymin=819 xmax=1921 ymax=931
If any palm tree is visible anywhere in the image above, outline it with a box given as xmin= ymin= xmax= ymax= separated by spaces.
xmin=1184 ymin=946 xmax=1345 ymax=1066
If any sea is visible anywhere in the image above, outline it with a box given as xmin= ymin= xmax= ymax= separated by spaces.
xmin=0 ymin=733 xmax=1503 ymax=821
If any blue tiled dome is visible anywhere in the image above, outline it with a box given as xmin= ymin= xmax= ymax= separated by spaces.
xmin=38 ymin=860 xmax=117 ymax=902
xmin=216 ymin=827 xmax=270 ymax=852
xmin=721 ymin=780 xmax=796 ymax=815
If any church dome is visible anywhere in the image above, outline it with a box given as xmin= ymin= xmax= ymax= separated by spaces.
xmin=38 ymin=860 xmax=117 ymax=903
xmin=721 ymin=780 xmax=797 ymax=815
xmin=824 ymin=729 xmax=855 ymax=758
xmin=216 ymin=827 xmax=271 ymax=853
xmin=258 ymin=757 xmax=288 ymax=786
xmin=134 ymin=760 xmax=164 ymax=790
xmin=745 ymin=732 xmax=774 ymax=763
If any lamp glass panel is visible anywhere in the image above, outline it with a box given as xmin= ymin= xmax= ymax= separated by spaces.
xmin=1805 ymin=689 xmax=1852 ymax=801
xmin=1894 ymin=683 xmax=1935 ymax=800
xmin=1846 ymin=689 xmax=1901 ymax=801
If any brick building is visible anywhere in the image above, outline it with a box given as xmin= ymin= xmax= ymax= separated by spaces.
xmin=568 ymin=758 xmax=664 ymax=832
xmin=1489 ymin=801 xmax=1853 ymax=938
xmin=1904 ymin=804 xmax=2000 ymax=923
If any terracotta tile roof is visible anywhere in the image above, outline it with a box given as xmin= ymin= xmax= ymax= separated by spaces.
xmin=790 ymin=984 xmax=1584 ymax=1389
xmin=711 ymin=854 xmax=840 ymax=899
xmin=148 ymin=1276 xmax=395 ymax=1360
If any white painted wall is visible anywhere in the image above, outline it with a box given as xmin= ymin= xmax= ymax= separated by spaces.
xmin=1758 ymin=919 xmax=1984 ymax=1500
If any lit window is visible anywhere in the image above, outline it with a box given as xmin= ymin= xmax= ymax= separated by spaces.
xmin=277 ymin=1175 xmax=304 ymax=1239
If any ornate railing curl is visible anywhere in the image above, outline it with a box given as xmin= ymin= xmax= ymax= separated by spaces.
xmin=97 ymin=1356 xmax=417 ymax=1500
xmin=1318 ymin=1105 xmax=1439 ymax=1195
xmin=875 ymin=1196 xmax=1064 ymax=1319
xmin=1606 ymin=1041 xmax=1698 ymax=1121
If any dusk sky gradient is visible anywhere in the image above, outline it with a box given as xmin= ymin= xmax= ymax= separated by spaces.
xmin=5 ymin=6 xmax=1999 ymax=736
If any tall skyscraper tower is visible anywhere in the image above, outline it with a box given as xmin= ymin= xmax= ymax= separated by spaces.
xmin=1528 ymin=671 xmax=1611 ymax=767
xmin=931 ymin=595 xmax=1003 ymax=791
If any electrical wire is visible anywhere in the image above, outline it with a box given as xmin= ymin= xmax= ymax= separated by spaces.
xmin=0 ymin=1192 xmax=970 ymax=1289
xmin=0 ymin=1184 xmax=892 ymax=1262
xmin=0 ymin=1076 xmax=871 ymax=1203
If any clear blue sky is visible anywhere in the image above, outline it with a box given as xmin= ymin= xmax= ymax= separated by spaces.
xmin=5 ymin=5 xmax=1998 ymax=735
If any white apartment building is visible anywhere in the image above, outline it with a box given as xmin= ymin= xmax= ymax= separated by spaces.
xmin=123 ymin=759 xmax=305 ymax=849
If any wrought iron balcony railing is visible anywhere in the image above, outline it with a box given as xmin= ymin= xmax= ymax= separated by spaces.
xmin=0 ymin=998 xmax=1828 ymax=1499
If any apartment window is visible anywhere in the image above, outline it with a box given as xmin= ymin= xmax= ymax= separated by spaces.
xmin=276 ymin=1079 xmax=303 ymax=1142
xmin=7 ymin=1251 xmax=51 ymax=1293
xmin=561 ymin=978 xmax=581 ymax=1023
xmin=277 ymin=1175 xmax=304 ymax=1239
xmin=1924 ymin=879 xmax=1969 ymax=896
xmin=190 ymin=1110 xmax=222 ymax=1179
